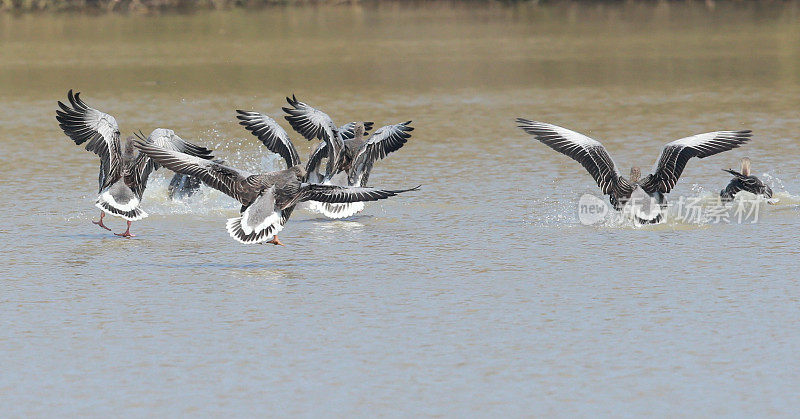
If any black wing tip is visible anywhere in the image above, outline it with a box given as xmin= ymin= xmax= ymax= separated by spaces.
xmin=133 ymin=130 xmax=148 ymax=142
xmin=516 ymin=118 xmax=544 ymax=132
xmin=394 ymin=184 xmax=421 ymax=193
xmin=59 ymin=89 xmax=78 ymax=109
xmin=132 ymin=138 xmax=152 ymax=149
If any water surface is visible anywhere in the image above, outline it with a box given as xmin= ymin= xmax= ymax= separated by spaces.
xmin=2 ymin=2 xmax=800 ymax=416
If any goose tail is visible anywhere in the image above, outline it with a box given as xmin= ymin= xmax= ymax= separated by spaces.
xmin=95 ymin=193 xmax=147 ymax=221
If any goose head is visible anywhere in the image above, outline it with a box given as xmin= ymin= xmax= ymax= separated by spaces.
xmin=353 ymin=122 xmax=366 ymax=139
xmin=629 ymin=166 xmax=641 ymax=183
xmin=740 ymin=157 xmax=751 ymax=177
xmin=291 ymin=165 xmax=307 ymax=181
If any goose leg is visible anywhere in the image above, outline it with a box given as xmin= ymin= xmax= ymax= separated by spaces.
xmin=114 ymin=221 xmax=135 ymax=238
xmin=267 ymin=235 xmax=284 ymax=246
xmin=92 ymin=211 xmax=112 ymax=231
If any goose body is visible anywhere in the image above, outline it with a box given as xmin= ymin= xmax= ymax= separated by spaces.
xmin=95 ymin=138 xmax=149 ymax=222
xmin=167 ymin=172 xmax=202 ymax=200
xmin=167 ymin=158 xmax=226 ymax=200
xmin=138 ymin=111 xmax=418 ymax=245
xmin=720 ymin=158 xmax=773 ymax=201
xmin=517 ymin=119 xmax=752 ymax=224
xmin=57 ymin=90 xmax=213 ymax=236
xmin=277 ymin=96 xmax=414 ymax=219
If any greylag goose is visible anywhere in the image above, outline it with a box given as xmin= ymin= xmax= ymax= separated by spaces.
xmin=167 ymin=172 xmax=202 ymax=200
xmin=56 ymin=90 xmax=213 ymax=236
xmin=167 ymin=158 xmax=226 ymax=200
xmin=281 ymin=94 xmax=348 ymax=179
xmin=135 ymin=114 xmax=418 ymax=245
xmin=279 ymin=96 xmax=414 ymax=218
xmin=517 ymin=119 xmax=752 ymax=224
xmin=304 ymin=121 xmax=375 ymax=184
xmin=720 ymin=157 xmax=773 ymax=201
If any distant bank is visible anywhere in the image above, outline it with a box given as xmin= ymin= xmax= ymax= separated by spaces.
xmin=3 ymin=0 xmax=795 ymax=13
xmin=1 ymin=0 xmax=363 ymax=13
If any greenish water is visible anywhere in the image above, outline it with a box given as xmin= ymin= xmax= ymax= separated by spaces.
xmin=2 ymin=2 xmax=800 ymax=416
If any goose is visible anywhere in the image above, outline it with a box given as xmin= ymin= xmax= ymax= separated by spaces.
xmin=304 ymin=121 xmax=376 ymax=184
xmin=167 ymin=172 xmax=202 ymax=200
xmin=720 ymin=157 xmax=773 ymax=202
xmin=56 ymin=90 xmax=214 ymax=237
xmin=134 ymin=114 xmax=418 ymax=245
xmin=281 ymin=94 xmax=349 ymax=179
xmin=167 ymin=158 xmax=226 ymax=200
xmin=278 ymin=96 xmax=414 ymax=218
xmin=517 ymin=119 xmax=752 ymax=224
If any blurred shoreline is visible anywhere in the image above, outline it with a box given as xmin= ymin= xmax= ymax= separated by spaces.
xmin=4 ymin=0 xmax=797 ymax=14
xmin=3 ymin=0 xmax=344 ymax=13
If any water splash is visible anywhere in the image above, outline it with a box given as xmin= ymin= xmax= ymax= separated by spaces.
xmin=526 ymin=173 xmax=797 ymax=230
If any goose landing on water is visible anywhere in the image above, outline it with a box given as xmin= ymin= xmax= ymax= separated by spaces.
xmin=136 ymin=112 xmax=418 ymax=245
xmin=56 ymin=90 xmax=214 ymax=237
xmin=517 ymin=119 xmax=752 ymax=224
xmin=278 ymin=96 xmax=414 ymax=219
xmin=720 ymin=158 xmax=774 ymax=203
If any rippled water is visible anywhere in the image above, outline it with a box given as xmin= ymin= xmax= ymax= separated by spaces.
xmin=2 ymin=2 xmax=800 ymax=416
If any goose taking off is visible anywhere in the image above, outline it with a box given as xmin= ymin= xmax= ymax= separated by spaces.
xmin=281 ymin=94 xmax=348 ymax=179
xmin=304 ymin=121 xmax=376 ymax=184
xmin=57 ymin=90 xmax=214 ymax=237
xmin=517 ymin=119 xmax=752 ymax=224
xmin=136 ymin=113 xmax=418 ymax=245
xmin=281 ymin=95 xmax=377 ymax=181
xmin=720 ymin=157 xmax=773 ymax=202
xmin=278 ymin=96 xmax=415 ymax=218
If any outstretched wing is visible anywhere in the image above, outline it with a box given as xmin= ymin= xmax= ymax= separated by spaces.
xmin=131 ymin=128 xmax=215 ymax=198
xmin=134 ymin=140 xmax=253 ymax=205
xmin=146 ymin=128 xmax=214 ymax=165
xmin=282 ymin=95 xmax=344 ymax=177
xmin=349 ymin=121 xmax=414 ymax=185
xmin=56 ymin=89 xmax=121 ymax=192
xmin=236 ymin=110 xmax=301 ymax=168
xmin=641 ymin=130 xmax=752 ymax=194
xmin=517 ymin=119 xmax=622 ymax=196
xmin=295 ymin=184 xmax=419 ymax=207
